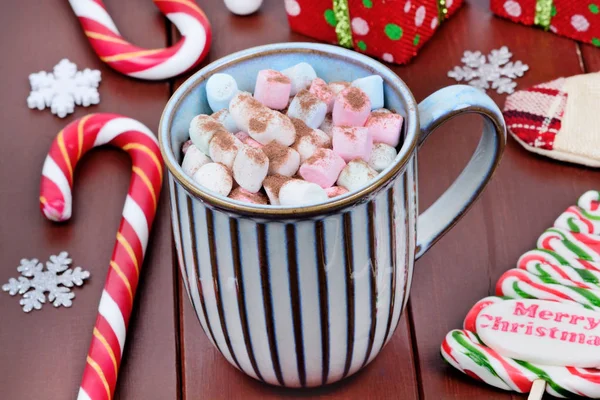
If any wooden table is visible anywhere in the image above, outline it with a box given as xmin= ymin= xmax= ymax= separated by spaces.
xmin=1 ymin=0 xmax=598 ymax=398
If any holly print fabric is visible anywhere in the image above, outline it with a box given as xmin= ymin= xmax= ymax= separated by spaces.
xmin=491 ymin=0 xmax=600 ymax=46
xmin=285 ymin=0 xmax=464 ymax=65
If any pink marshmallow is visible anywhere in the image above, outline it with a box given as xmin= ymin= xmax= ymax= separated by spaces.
xmin=309 ymin=78 xmax=335 ymax=113
xmin=332 ymin=87 xmax=371 ymax=127
xmin=332 ymin=126 xmax=373 ymax=162
xmin=229 ymin=187 xmax=269 ymax=205
xmin=235 ymin=131 xmax=263 ymax=149
xmin=254 ymin=69 xmax=292 ymax=110
xmin=181 ymin=139 xmax=193 ymax=154
xmin=365 ymin=111 xmax=403 ymax=147
xmin=325 ymin=186 xmax=349 ymax=198
xmin=299 ymin=148 xmax=346 ymax=189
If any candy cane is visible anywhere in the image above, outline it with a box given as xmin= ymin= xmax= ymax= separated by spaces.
xmin=579 ymin=191 xmax=600 ymax=215
xmin=442 ymin=329 xmax=600 ymax=398
xmin=69 ymin=0 xmax=211 ymax=80
xmin=538 ymin=228 xmax=600 ymax=262
xmin=40 ymin=113 xmax=163 ymax=400
xmin=555 ymin=206 xmax=600 ymax=235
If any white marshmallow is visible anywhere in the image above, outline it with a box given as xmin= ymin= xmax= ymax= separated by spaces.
xmin=229 ymin=91 xmax=259 ymax=132
xmin=208 ymin=131 xmax=243 ymax=169
xmin=247 ymin=111 xmax=296 ymax=146
xmin=368 ymin=143 xmax=397 ymax=172
xmin=329 ymin=81 xmax=351 ymax=96
xmin=262 ymin=142 xmax=300 ymax=177
xmin=281 ymin=62 xmax=317 ymax=95
xmin=374 ymin=108 xmax=391 ymax=114
xmin=291 ymin=126 xmax=331 ymax=162
xmin=189 ymin=114 xmax=226 ymax=154
xmin=279 ymin=179 xmax=328 ymax=206
xmin=352 ymin=75 xmax=384 ymax=110
xmin=192 ymin=163 xmax=233 ymax=197
xmin=287 ymin=89 xmax=327 ymax=128
xmin=263 ymin=175 xmax=291 ymax=206
xmin=319 ymin=114 xmax=334 ymax=137
xmin=233 ymin=146 xmax=269 ymax=193
xmin=182 ymin=144 xmax=211 ymax=177
xmin=212 ymin=109 xmax=238 ymax=133
xmin=206 ymin=73 xmax=238 ymax=112
xmin=337 ymin=160 xmax=379 ymax=191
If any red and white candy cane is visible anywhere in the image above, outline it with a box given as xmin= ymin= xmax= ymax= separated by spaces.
xmin=69 ymin=0 xmax=211 ymax=80
xmin=40 ymin=113 xmax=163 ymax=400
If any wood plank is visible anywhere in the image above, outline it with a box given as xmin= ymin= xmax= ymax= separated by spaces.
xmin=580 ymin=42 xmax=600 ymax=71
xmin=401 ymin=0 xmax=587 ymax=399
xmin=172 ymin=0 xmax=419 ymax=398
xmin=0 ymin=1 xmax=177 ymax=399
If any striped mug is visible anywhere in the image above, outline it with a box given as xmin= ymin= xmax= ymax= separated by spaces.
xmin=159 ymin=43 xmax=506 ymax=388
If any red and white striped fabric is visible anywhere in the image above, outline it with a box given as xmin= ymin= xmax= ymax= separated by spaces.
xmin=504 ymin=72 xmax=600 ymax=167
xmin=69 ymin=0 xmax=211 ymax=80
xmin=40 ymin=113 xmax=163 ymax=400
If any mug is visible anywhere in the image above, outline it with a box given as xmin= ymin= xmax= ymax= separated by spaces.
xmin=159 ymin=43 xmax=506 ymax=388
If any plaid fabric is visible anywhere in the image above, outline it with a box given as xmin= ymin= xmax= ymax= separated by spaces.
xmin=504 ymin=77 xmax=567 ymax=150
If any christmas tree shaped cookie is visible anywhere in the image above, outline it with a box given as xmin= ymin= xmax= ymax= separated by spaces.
xmin=442 ymin=191 xmax=600 ymax=398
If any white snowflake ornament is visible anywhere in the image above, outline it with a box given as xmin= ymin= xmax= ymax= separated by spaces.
xmin=2 ymin=252 xmax=90 ymax=312
xmin=448 ymin=46 xmax=528 ymax=94
xmin=27 ymin=59 xmax=101 ymax=118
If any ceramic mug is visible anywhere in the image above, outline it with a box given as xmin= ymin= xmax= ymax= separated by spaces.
xmin=159 ymin=43 xmax=506 ymax=388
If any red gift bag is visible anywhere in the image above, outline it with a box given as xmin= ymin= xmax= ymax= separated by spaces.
xmin=491 ymin=0 xmax=600 ymax=46
xmin=285 ymin=0 xmax=464 ymax=65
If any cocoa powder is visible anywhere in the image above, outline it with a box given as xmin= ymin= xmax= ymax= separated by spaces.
xmin=296 ymin=89 xmax=319 ymax=111
xmin=290 ymin=117 xmax=312 ymax=138
xmin=211 ymin=131 xmax=238 ymax=151
xmin=244 ymin=146 xmax=268 ymax=165
xmin=267 ymin=71 xmax=291 ymax=84
xmin=262 ymin=142 xmax=289 ymax=169
xmin=344 ymin=87 xmax=367 ymax=110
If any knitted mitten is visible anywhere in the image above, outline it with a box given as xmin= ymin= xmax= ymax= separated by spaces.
xmin=504 ymin=72 xmax=600 ymax=167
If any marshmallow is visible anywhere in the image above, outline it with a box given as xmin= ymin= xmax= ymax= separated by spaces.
xmin=224 ymin=0 xmax=263 ymax=15
xmin=365 ymin=111 xmax=403 ymax=147
xmin=287 ymin=89 xmax=328 ymax=129
xmin=208 ymin=131 xmax=243 ymax=169
xmin=369 ymin=143 xmax=397 ymax=172
xmin=229 ymin=91 xmax=262 ymax=132
xmin=247 ymin=110 xmax=296 ymax=146
xmin=182 ymin=144 xmax=211 ymax=176
xmin=325 ymin=186 xmax=349 ymax=198
xmin=262 ymin=142 xmax=300 ymax=177
xmin=299 ymin=148 xmax=346 ymax=189
xmin=279 ymin=179 xmax=328 ymax=206
xmin=263 ymin=174 xmax=291 ymax=205
xmin=281 ymin=62 xmax=317 ymax=95
xmin=189 ymin=115 xmax=228 ymax=154
xmin=374 ymin=108 xmax=391 ymax=114
xmin=352 ymin=75 xmax=384 ymax=110
xmin=212 ymin=109 xmax=238 ymax=133
xmin=336 ymin=160 xmax=378 ymax=192
xmin=232 ymin=145 xmax=269 ymax=193
xmin=234 ymin=131 xmax=263 ymax=149
xmin=192 ymin=162 xmax=233 ymax=196
xmin=181 ymin=139 xmax=193 ymax=154
xmin=291 ymin=118 xmax=331 ymax=162
xmin=229 ymin=187 xmax=269 ymax=205
xmin=332 ymin=126 xmax=373 ymax=162
xmin=332 ymin=87 xmax=371 ymax=127
xmin=319 ymin=114 xmax=334 ymax=137
xmin=329 ymin=81 xmax=351 ymax=96
xmin=254 ymin=69 xmax=292 ymax=110
xmin=309 ymin=78 xmax=335 ymax=112
xmin=206 ymin=73 xmax=238 ymax=112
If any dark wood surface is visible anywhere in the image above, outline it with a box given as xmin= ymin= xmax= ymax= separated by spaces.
xmin=0 ymin=0 xmax=597 ymax=399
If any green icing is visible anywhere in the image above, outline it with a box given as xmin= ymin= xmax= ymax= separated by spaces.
xmin=324 ymin=9 xmax=337 ymax=27
xmin=384 ymin=24 xmax=403 ymax=40
xmin=357 ymin=40 xmax=367 ymax=51
xmin=590 ymin=4 xmax=600 ymax=14
xmin=363 ymin=0 xmax=373 ymax=8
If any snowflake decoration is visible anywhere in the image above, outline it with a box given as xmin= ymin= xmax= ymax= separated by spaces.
xmin=447 ymin=46 xmax=529 ymax=94
xmin=27 ymin=58 xmax=101 ymax=118
xmin=2 ymin=252 xmax=90 ymax=312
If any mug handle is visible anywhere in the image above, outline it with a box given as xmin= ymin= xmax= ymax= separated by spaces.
xmin=415 ymin=85 xmax=506 ymax=259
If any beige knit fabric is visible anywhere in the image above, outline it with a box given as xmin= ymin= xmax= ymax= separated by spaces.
xmin=553 ymin=73 xmax=600 ymax=165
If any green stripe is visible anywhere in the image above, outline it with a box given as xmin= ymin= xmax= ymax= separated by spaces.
xmin=452 ymin=331 xmax=502 ymax=380
xmin=568 ymin=286 xmax=600 ymax=307
xmin=513 ymin=281 xmax=536 ymax=299
xmin=513 ymin=360 xmax=572 ymax=397
xmin=563 ymin=239 xmax=594 ymax=261
xmin=575 ymin=268 xmax=600 ymax=285
xmin=567 ymin=217 xmax=581 ymax=233
xmin=537 ymin=249 xmax=570 ymax=265
xmin=534 ymin=0 xmax=554 ymax=30
xmin=333 ymin=0 xmax=353 ymax=48
xmin=579 ymin=207 xmax=600 ymax=222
